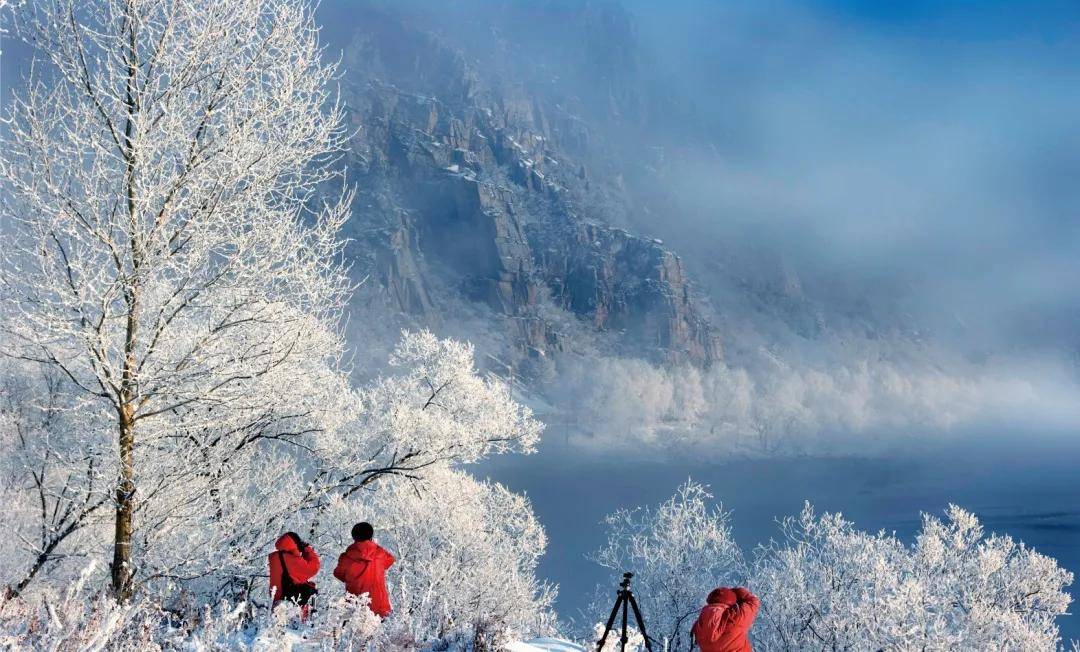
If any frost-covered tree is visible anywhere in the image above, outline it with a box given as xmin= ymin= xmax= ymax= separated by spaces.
xmin=320 ymin=466 xmax=556 ymax=642
xmin=306 ymin=330 xmax=543 ymax=508
xmin=589 ymin=481 xmax=744 ymax=652
xmin=0 ymin=0 xmax=351 ymax=599
xmin=550 ymin=350 xmax=1003 ymax=456
xmin=302 ymin=331 xmax=551 ymax=639
xmin=752 ymin=503 xmax=1074 ymax=651
xmin=0 ymin=0 xmax=552 ymax=631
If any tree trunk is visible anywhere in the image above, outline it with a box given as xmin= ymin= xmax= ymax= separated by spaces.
xmin=111 ymin=407 xmax=136 ymax=601
xmin=111 ymin=0 xmax=140 ymax=603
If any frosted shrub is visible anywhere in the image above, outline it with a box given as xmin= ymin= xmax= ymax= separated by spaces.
xmin=593 ymin=486 xmax=1073 ymax=652
xmin=589 ymin=481 xmax=744 ymax=652
xmin=242 ymin=595 xmax=388 ymax=651
xmin=591 ymin=623 xmax=647 ymax=652
xmin=752 ymin=503 xmax=1074 ymax=651
xmin=420 ymin=617 xmax=515 ymax=652
xmin=0 ymin=578 xmax=510 ymax=651
xmin=350 ymin=468 xmax=556 ymax=641
xmin=0 ymin=565 xmax=163 ymax=651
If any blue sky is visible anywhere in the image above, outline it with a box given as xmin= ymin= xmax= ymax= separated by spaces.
xmin=814 ymin=0 xmax=1080 ymax=34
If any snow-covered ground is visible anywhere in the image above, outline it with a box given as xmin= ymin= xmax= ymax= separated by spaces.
xmin=504 ymin=638 xmax=586 ymax=652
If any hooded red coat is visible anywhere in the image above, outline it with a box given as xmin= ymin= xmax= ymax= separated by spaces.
xmin=268 ymin=534 xmax=321 ymax=603
xmin=333 ymin=540 xmax=396 ymax=617
xmin=691 ymin=587 xmax=760 ymax=652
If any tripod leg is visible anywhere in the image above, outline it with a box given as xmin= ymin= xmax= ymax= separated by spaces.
xmin=620 ymin=592 xmax=629 ymax=652
xmin=597 ymin=593 xmax=623 ymax=651
xmin=627 ymin=593 xmax=654 ymax=652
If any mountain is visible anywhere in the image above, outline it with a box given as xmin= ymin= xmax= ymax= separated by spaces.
xmin=319 ymin=2 xmax=1027 ymax=453
xmin=327 ymin=2 xmax=722 ymax=380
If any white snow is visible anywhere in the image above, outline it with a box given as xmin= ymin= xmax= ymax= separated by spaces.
xmin=504 ymin=638 xmax=586 ymax=652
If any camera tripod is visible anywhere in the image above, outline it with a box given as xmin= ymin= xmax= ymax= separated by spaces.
xmin=595 ymin=572 xmax=654 ymax=652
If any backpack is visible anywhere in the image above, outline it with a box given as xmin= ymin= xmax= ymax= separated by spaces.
xmin=277 ymin=551 xmax=318 ymax=606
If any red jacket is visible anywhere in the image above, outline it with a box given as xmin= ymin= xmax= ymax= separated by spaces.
xmin=333 ymin=540 xmax=396 ymax=617
xmin=268 ymin=534 xmax=320 ymax=603
xmin=691 ymin=587 xmax=760 ymax=652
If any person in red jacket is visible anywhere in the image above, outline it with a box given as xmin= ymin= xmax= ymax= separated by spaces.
xmin=333 ymin=522 xmax=396 ymax=617
xmin=691 ymin=586 xmax=760 ymax=652
xmin=268 ymin=531 xmax=321 ymax=619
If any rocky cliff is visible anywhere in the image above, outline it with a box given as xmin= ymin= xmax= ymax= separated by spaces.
xmin=334 ymin=4 xmax=720 ymax=376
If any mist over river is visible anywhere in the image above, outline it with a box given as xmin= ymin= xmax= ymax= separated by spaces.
xmin=480 ymin=431 xmax=1080 ymax=642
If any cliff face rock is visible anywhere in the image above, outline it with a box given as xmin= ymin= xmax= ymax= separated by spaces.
xmin=529 ymin=221 xmax=716 ymax=364
xmin=338 ymin=6 xmax=720 ymax=371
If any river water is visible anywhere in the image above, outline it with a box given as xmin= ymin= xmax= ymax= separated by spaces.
xmin=479 ymin=432 xmax=1080 ymax=642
